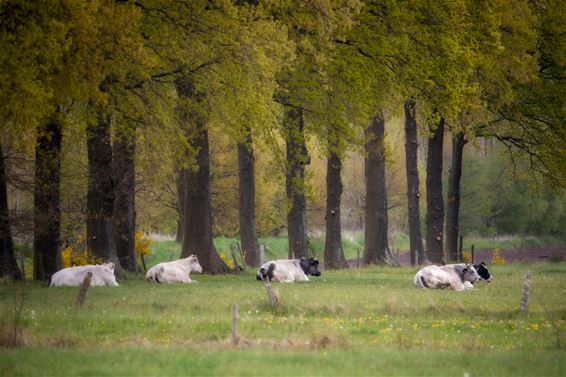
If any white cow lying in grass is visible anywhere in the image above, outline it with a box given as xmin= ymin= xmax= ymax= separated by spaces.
xmin=145 ymin=254 xmax=203 ymax=283
xmin=413 ymin=263 xmax=480 ymax=291
xmin=50 ymin=262 xmax=119 ymax=287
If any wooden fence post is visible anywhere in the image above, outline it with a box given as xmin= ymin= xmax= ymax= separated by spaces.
xmin=236 ymin=242 xmax=246 ymax=269
xmin=261 ymin=275 xmax=279 ymax=306
xmin=259 ymin=244 xmax=265 ymax=265
xmin=75 ymin=272 xmax=92 ymax=310
xmin=230 ymin=244 xmax=240 ymax=273
xmin=232 ymin=303 xmax=239 ymax=346
xmin=520 ymin=271 xmax=531 ymax=313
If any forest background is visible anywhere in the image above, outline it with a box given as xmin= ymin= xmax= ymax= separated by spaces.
xmin=0 ymin=0 xmax=565 ymax=281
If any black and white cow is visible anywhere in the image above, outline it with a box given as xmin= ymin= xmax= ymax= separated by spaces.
xmin=256 ymin=257 xmax=321 ymax=283
xmin=444 ymin=262 xmax=493 ymax=288
xmin=413 ymin=263 xmax=481 ymax=291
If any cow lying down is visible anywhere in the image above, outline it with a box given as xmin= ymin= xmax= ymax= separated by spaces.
xmin=50 ymin=262 xmax=118 ymax=287
xmin=413 ymin=263 xmax=480 ymax=291
xmin=256 ymin=257 xmax=321 ymax=283
xmin=146 ymin=254 xmax=203 ymax=283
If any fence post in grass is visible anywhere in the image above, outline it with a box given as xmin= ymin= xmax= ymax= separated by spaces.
xmin=232 ymin=303 xmax=239 ymax=346
xmin=415 ymin=248 xmax=418 ymax=266
xmin=520 ymin=271 xmax=531 ymax=314
xmin=261 ymin=275 xmax=280 ymax=306
xmin=259 ymin=244 xmax=265 ymax=265
xmin=357 ymin=248 xmax=360 ymax=269
xmin=140 ymin=254 xmax=147 ymax=272
xmin=236 ymin=241 xmax=246 ymax=270
xmin=75 ymin=272 xmax=92 ymax=310
xmin=230 ymin=244 xmax=240 ymax=273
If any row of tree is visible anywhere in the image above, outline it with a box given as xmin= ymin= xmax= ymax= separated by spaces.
xmin=0 ymin=0 xmax=564 ymax=280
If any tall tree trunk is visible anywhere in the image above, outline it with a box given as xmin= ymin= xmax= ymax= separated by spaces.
xmin=237 ymin=129 xmax=260 ymax=267
xmin=403 ymin=100 xmax=426 ymax=265
xmin=0 ymin=142 xmax=22 ymax=280
xmin=175 ymin=75 xmax=228 ymax=273
xmin=87 ymin=109 xmax=123 ymax=276
xmin=284 ymin=107 xmax=309 ymax=260
xmin=446 ymin=132 xmax=467 ymax=262
xmin=112 ymin=124 xmax=137 ymax=272
xmin=175 ymin=169 xmax=186 ymax=243
xmin=180 ymin=120 xmax=229 ymax=273
xmin=323 ymin=137 xmax=348 ymax=269
xmin=363 ymin=115 xmax=389 ymax=265
xmin=425 ymin=117 xmax=445 ymax=263
xmin=33 ymin=119 xmax=62 ymax=281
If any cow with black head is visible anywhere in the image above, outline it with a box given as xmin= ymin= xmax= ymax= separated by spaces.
xmin=256 ymin=257 xmax=321 ymax=283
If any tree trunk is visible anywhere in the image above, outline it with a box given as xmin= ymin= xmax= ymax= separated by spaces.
xmin=425 ymin=117 xmax=445 ymax=263
xmin=324 ymin=141 xmax=348 ymax=269
xmin=0 ymin=142 xmax=22 ymax=280
xmin=175 ymin=169 xmax=186 ymax=243
xmin=404 ymin=100 xmax=426 ymax=265
xmin=181 ymin=120 xmax=230 ymax=273
xmin=363 ymin=115 xmax=389 ymax=265
xmin=86 ymin=109 xmax=123 ymax=276
xmin=284 ymin=107 xmax=309 ymax=260
xmin=175 ymin=75 xmax=229 ymax=273
xmin=237 ymin=129 xmax=260 ymax=267
xmin=112 ymin=124 xmax=138 ymax=272
xmin=446 ymin=132 xmax=467 ymax=262
xmin=33 ymin=119 xmax=62 ymax=281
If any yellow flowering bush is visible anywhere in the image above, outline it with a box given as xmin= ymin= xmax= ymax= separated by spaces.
xmin=492 ymin=247 xmax=506 ymax=265
xmin=60 ymin=245 xmax=101 ymax=268
xmin=219 ymin=250 xmax=235 ymax=270
xmin=462 ymin=250 xmax=472 ymax=263
xmin=60 ymin=233 xmax=101 ymax=268
xmin=135 ymin=230 xmax=152 ymax=257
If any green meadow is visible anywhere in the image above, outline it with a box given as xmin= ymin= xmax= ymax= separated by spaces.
xmin=1 ymin=244 xmax=565 ymax=376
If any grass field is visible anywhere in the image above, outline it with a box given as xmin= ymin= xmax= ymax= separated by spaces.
xmin=1 ymin=253 xmax=565 ymax=376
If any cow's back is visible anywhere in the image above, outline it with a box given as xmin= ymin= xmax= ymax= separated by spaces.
xmin=50 ymin=265 xmax=118 ymax=287
xmin=258 ymin=259 xmax=308 ymax=283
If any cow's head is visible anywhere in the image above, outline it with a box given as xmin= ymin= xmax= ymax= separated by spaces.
xmin=299 ymin=257 xmax=321 ymax=277
xmin=187 ymin=255 xmax=203 ymax=274
xmin=102 ymin=262 xmax=115 ymax=272
xmin=474 ymin=262 xmax=493 ymax=282
xmin=462 ymin=264 xmax=481 ymax=284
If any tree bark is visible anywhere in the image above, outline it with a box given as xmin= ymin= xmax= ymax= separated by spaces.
xmin=446 ymin=132 xmax=467 ymax=262
xmin=425 ymin=117 xmax=445 ymax=263
xmin=180 ymin=120 xmax=230 ymax=273
xmin=33 ymin=119 xmax=62 ymax=281
xmin=284 ymin=107 xmax=309 ymax=260
xmin=175 ymin=169 xmax=186 ymax=243
xmin=363 ymin=115 xmax=389 ymax=265
xmin=403 ymin=100 xmax=426 ymax=265
xmin=323 ymin=141 xmax=348 ymax=269
xmin=0 ymin=142 xmax=22 ymax=280
xmin=112 ymin=123 xmax=138 ymax=272
xmin=237 ymin=129 xmax=260 ymax=267
xmin=86 ymin=109 xmax=123 ymax=276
